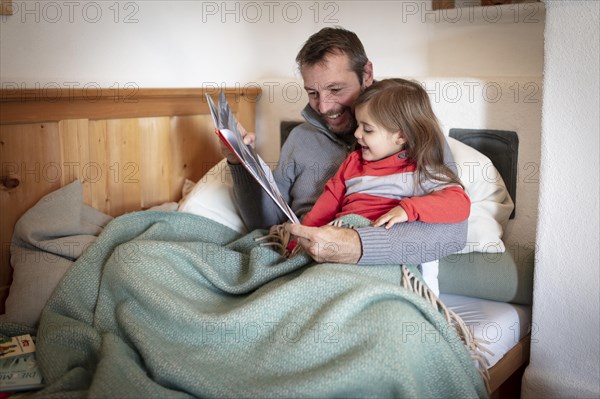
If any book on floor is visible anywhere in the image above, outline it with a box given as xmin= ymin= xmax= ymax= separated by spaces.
xmin=0 ymin=334 xmax=44 ymax=393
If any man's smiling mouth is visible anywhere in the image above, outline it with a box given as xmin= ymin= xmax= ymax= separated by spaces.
xmin=326 ymin=112 xmax=343 ymax=119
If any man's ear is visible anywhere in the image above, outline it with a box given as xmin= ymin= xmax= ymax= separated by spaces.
xmin=362 ymin=61 xmax=374 ymax=88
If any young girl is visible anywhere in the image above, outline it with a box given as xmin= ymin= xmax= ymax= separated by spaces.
xmin=301 ymin=78 xmax=470 ymax=229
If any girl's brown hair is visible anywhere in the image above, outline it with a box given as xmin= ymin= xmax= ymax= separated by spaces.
xmin=355 ymin=78 xmax=463 ymax=190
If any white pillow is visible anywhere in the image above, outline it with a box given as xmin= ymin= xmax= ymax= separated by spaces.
xmin=447 ymin=137 xmax=514 ymax=254
xmin=177 ymin=159 xmax=247 ymax=234
xmin=420 ymin=260 xmax=440 ymax=297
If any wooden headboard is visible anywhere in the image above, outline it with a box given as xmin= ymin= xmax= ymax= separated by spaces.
xmin=0 ymin=87 xmax=261 ymax=312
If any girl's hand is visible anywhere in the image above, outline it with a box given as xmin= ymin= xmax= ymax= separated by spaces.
xmin=374 ymin=206 xmax=408 ymax=229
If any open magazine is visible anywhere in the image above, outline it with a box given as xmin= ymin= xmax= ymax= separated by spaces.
xmin=206 ymin=91 xmax=299 ymax=224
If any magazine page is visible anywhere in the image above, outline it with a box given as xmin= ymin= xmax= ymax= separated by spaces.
xmin=206 ymin=92 xmax=299 ymax=224
xmin=0 ymin=335 xmax=44 ymax=392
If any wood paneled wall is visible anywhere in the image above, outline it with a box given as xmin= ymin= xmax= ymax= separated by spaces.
xmin=0 ymin=87 xmax=261 ymax=312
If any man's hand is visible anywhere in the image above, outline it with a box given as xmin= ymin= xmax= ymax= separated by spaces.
xmin=284 ymin=223 xmax=362 ymax=264
xmin=220 ymin=122 xmax=256 ymax=164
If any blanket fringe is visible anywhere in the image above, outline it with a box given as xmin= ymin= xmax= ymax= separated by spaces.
xmin=401 ymin=265 xmax=493 ymax=393
xmin=254 ymin=224 xmax=301 ymax=258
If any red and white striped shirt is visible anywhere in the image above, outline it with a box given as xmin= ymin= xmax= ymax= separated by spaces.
xmin=302 ymin=149 xmax=470 ymax=227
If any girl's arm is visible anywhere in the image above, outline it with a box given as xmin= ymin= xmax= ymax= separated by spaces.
xmin=399 ymin=186 xmax=470 ymax=223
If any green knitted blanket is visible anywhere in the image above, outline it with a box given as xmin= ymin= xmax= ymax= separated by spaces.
xmin=27 ymin=211 xmax=486 ymax=398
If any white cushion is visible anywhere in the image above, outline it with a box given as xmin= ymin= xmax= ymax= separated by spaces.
xmin=177 ymin=159 xmax=247 ymax=234
xmin=447 ymin=137 xmax=514 ymax=253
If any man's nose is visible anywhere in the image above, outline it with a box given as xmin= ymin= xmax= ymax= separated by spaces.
xmin=318 ymin=95 xmax=336 ymax=115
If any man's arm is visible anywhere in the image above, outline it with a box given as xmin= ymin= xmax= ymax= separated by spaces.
xmin=286 ymin=220 xmax=467 ymax=264
xmin=356 ymin=220 xmax=467 ymax=264
xmin=221 ymin=128 xmax=288 ymax=230
xmin=230 ymin=163 xmax=287 ymax=230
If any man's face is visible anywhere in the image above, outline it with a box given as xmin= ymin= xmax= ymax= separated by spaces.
xmin=301 ymin=52 xmax=373 ymax=136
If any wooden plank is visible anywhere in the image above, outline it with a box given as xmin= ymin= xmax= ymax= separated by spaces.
xmin=0 ymin=0 xmax=12 ymax=15
xmin=170 ymin=114 xmax=223 ymax=186
xmin=87 ymin=120 xmax=110 ymax=214
xmin=104 ymin=119 xmax=142 ymax=216
xmin=58 ymin=119 xmax=92 ymax=204
xmin=139 ymin=117 xmax=173 ymax=209
xmin=432 ymin=0 xmax=455 ymax=10
xmin=0 ymin=286 xmax=8 ymax=314
xmin=482 ymin=0 xmax=513 ymax=5
xmin=0 ymin=88 xmax=261 ymax=125
xmin=0 ymin=122 xmax=62 ymax=308
xmin=488 ymin=334 xmax=531 ymax=394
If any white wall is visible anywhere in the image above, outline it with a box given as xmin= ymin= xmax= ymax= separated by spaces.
xmin=521 ymin=1 xmax=600 ymax=398
xmin=1 ymin=1 xmax=544 ymax=86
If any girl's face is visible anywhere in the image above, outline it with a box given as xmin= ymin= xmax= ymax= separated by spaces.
xmin=354 ymin=105 xmax=406 ymax=161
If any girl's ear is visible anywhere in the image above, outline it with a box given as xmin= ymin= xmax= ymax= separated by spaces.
xmin=395 ymin=131 xmax=407 ymax=147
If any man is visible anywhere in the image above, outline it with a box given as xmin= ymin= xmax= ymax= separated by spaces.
xmin=222 ymin=27 xmax=467 ymax=264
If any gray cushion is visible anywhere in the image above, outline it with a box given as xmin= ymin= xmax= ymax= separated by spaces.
xmin=0 ymin=180 xmax=112 ymax=327
xmin=439 ymin=244 xmax=535 ymax=305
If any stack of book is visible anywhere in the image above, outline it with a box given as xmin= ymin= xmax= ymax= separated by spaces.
xmin=0 ymin=334 xmax=43 ymax=394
